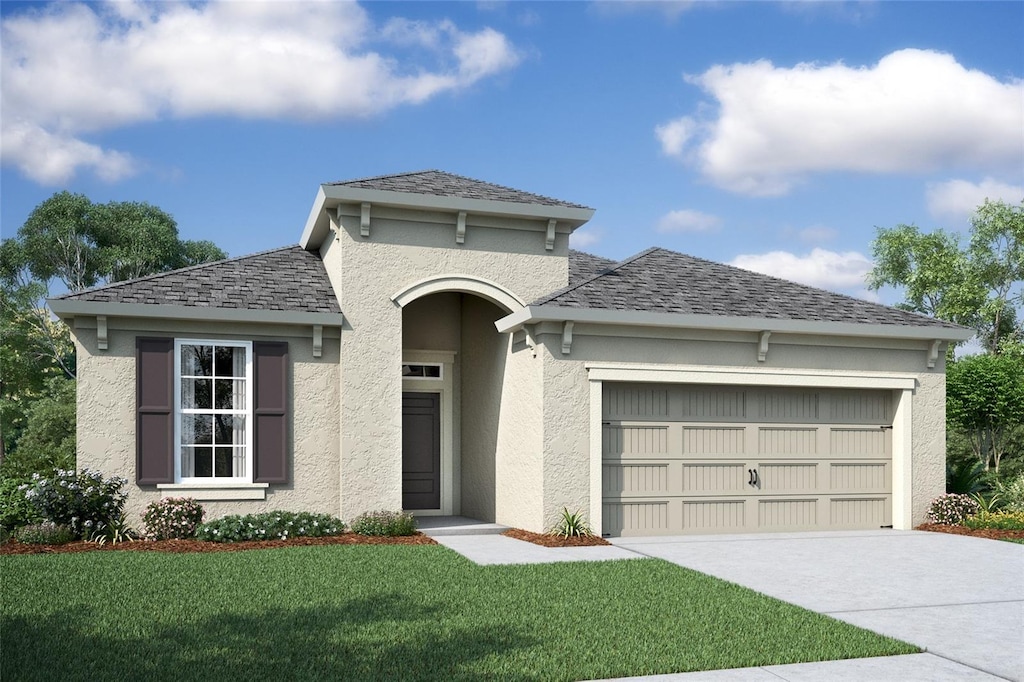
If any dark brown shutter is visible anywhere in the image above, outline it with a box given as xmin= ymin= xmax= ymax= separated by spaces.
xmin=136 ymin=337 xmax=174 ymax=485
xmin=253 ymin=341 xmax=289 ymax=483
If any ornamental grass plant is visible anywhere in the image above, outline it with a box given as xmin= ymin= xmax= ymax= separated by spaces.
xmin=350 ymin=510 xmax=416 ymax=536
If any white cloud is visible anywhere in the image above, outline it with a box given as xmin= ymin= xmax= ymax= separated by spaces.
xmin=0 ymin=2 xmax=520 ymax=184
xmin=656 ymin=209 xmax=721 ymax=233
xmin=657 ymin=49 xmax=1024 ymax=196
xmin=926 ymin=178 xmax=1024 ymax=222
xmin=570 ymin=226 xmax=604 ymax=249
xmin=729 ymin=248 xmax=873 ymax=291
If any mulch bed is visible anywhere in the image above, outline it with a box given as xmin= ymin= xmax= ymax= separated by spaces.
xmin=502 ymin=528 xmax=610 ymax=547
xmin=0 ymin=532 xmax=437 ymax=556
xmin=915 ymin=523 xmax=1024 ymax=541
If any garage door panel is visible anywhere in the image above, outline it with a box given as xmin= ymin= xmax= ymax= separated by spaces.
xmin=603 ymin=463 xmax=670 ymax=495
xmin=830 ymin=462 xmax=890 ymax=492
xmin=678 ymin=388 xmax=747 ymax=421
xmin=829 ymin=390 xmax=893 ymax=424
xmin=603 ymin=424 xmax=669 ymax=457
xmin=830 ymin=428 xmax=889 ymax=457
xmin=604 ymin=385 xmax=669 ymax=421
xmin=758 ymin=427 xmax=820 ymax=456
xmin=758 ymin=463 xmax=819 ymax=492
xmin=683 ymin=500 xmax=746 ymax=531
xmin=759 ymin=391 xmax=820 ymax=422
xmin=759 ymin=498 xmax=818 ymax=528
xmin=681 ymin=463 xmax=746 ymax=493
xmin=682 ymin=426 xmax=745 ymax=455
xmin=830 ymin=497 xmax=890 ymax=527
xmin=603 ymin=501 xmax=669 ymax=536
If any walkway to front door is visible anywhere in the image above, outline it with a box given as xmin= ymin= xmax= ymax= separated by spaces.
xmin=402 ymin=392 xmax=441 ymax=510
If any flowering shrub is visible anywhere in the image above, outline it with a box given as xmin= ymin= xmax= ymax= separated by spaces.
xmin=143 ymin=497 xmax=205 ymax=540
xmin=926 ymin=493 xmax=979 ymax=525
xmin=350 ymin=510 xmax=416 ymax=536
xmin=997 ymin=473 xmax=1024 ymax=513
xmin=963 ymin=510 xmax=1024 ymax=531
xmin=21 ymin=469 xmax=128 ymax=539
xmin=195 ymin=511 xmax=346 ymax=542
xmin=0 ymin=476 xmax=41 ymax=536
xmin=14 ymin=521 xmax=77 ymax=545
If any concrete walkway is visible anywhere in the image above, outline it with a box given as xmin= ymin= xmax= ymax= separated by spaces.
xmin=613 ymin=530 xmax=1024 ymax=681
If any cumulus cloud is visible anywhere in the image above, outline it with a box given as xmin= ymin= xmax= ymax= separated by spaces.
xmin=656 ymin=49 xmax=1024 ymax=196
xmin=926 ymin=178 xmax=1024 ymax=222
xmin=729 ymin=248 xmax=873 ymax=292
xmin=656 ymin=209 xmax=721 ymax=233
xmin=570 ymin=226 xmax=605 ymax=249
xmin=0 ymin=2 xmax=520 ymax=184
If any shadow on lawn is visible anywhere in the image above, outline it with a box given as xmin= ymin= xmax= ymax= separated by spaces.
xmin=2 ymin=593 xmax=542 ymax=682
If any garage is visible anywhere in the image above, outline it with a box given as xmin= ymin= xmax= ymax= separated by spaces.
xmin=602 ymin=382 xmax=894 ymax=537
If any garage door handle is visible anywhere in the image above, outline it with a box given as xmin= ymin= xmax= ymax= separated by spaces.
xmin=748 ymin=469 xmax=755 ymax=486
xmin=748 ymin=468 xmax=760 ymax=488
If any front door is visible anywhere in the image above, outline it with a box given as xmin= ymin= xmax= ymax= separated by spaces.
xmin=402 ymin=392 xmax=441 ymax=510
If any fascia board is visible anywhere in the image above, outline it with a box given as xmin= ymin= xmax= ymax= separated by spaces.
xmin=48 ymin=299 xmax=344 ymax=328
xmin=299 ymin=186 xmax=329 ymax=250
xmin=585 ymin=363 xmax=918 ymax=390
xmin=320 ymin=185 xmax=595 ymax=226
xmin=495 ymin=305 xmax=974 ymax=342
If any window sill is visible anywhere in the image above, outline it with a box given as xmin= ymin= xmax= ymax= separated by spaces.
xmin=157 ymin=483 xmax=269 ymax=501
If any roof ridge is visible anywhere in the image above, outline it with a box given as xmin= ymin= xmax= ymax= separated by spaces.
xmin=54 ymin=244 xmax=305 ymax=300
xmin=535 ymin=247 xmax=658 ymax=305
xmin=330 ymin=169 xmax=441 ymax=185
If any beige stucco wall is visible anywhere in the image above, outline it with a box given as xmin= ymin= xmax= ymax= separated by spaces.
xmin=326 ymin=205 xmax=568 ymax=520
xmin=531 ymin=326 xmax=947 ymax=532
xmin=73 ymin=316 xmax=341 ymax=526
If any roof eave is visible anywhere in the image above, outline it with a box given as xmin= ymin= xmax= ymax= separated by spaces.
xmin=494 ymin=305 xmax=974 ymax=342
xmin=48 ymin=299 xmax=344 ymax=328
xmin=300 ymin=184 xmax=595 ymax=250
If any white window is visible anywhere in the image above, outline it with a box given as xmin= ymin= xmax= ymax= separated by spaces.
xmin=175 ymin=340 xmax=253 ymax=483
xmin=401 ymin=363 xmax=442 ymax=380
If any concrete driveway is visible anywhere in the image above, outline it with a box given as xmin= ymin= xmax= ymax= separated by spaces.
xmin=612 ymin=530 xmax=1024 ymax=681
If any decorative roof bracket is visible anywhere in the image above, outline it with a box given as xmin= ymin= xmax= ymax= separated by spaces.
xmin=757 ymin=330 xmax=771 ymax=362
xmin=360 ymin=203 xmax=371 ymax=237
xmin=313 ymin=324 xmax=323 ymax=359
xmin=456 ymin=211 xmax=467 ymax=245
xmin=97 ymin=315 xmax=108 ymax=351
xmin=562 ymin=320 xmax=575 ymax=355
xmin=525 ymin=325 xmax=538 ymax=358
xmin=546 ymin=219 xmax=556 ymax=251
xmin=927 ymin=339 xmax=942 ymax=369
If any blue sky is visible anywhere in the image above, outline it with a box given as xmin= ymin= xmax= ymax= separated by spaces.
xmin=2 ymin=1 xmax=1022 ymax=304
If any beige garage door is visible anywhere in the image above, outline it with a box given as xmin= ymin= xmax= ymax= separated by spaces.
xmin=602 ymin=383 xmax=893 ymax=537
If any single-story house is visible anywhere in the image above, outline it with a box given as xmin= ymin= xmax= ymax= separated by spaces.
xmin=50 ymin=171 xmax=972 ymax=537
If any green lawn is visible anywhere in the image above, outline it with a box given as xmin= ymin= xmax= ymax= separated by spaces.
xmin=1 ymin=545 xmax=916 ymax=681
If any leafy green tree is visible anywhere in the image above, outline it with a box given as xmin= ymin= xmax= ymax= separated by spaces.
xmin=869 ymin=199 xmax=1023 ymax=352
xmin=947 ymin=353 xmax=1024 ymax=471
xmin=0 ymin=377 xmax=76 ymax=479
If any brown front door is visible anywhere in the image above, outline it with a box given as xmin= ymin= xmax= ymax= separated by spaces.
xmin=402 ymin=392 xmax=441 ymax=510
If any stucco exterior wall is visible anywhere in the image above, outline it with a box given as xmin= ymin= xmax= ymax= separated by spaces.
xmin=328 ymin=206 xmax=569 ymax=519
xmin=73 ymin=317 xmax=341 ymax=526
xmin=532 ymin=327 xmax=946 ymax=531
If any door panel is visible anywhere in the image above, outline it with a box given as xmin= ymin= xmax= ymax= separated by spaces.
xmin=402 ymin=392 xmax=441 ymax=510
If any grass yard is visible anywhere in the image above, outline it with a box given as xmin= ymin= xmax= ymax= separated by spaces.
xmin=2 ymin=545 xmax=916 ymax=681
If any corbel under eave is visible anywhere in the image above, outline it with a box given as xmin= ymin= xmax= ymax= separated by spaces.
xmin=757 ymin=330 xmax=771 ymax=363
xmin=525 ymin=325 xmax=538 ymax=358
xmin=360 ymin=202 xmax=371 ymax=237
xmin=545 ymin=219 xmax=557 ymax=251
xmin=97 ymin=315 xmax=108 ymax=351
xmin=312 ymin=324 xmax=323 ymax=359
xmin=456 ymin=211 xmax=467 ymax=245
xmin=561 ymin=320 xmax=575 ymax=355
xmin=927 ymin=339 xmax=942 ymax=369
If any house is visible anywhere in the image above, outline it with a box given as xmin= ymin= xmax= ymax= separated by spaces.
xmin=49 ymin=171 xmax=972 ymax=537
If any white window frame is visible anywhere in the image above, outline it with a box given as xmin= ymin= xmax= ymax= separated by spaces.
xmin=174 ymin=339 xmax=254 ymax=485
xmin=401 ymin=363 xmax=444 ymax=380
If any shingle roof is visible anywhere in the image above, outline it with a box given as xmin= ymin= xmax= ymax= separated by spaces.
xmin=569 ymin=250 xmax=617 ymax=284
xmin=328 ymin=170 xmax=592 ymax=210
xmin=55 ymin=246 xmax=340 ymax=314
xmin=536 ymin=247 xmax=963 ymax=329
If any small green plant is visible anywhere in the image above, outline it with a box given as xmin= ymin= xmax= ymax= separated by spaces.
xmin=926 ymin=493 xmax=979 ymax=525
xmin=143 ymin=497 xmax=205 ymax=540
xmin=971 ymin=491 xmax=1001 ymax=514
xmin=14 ymin=521 xmax=77 ymax=545
xmin=0 ymin=476 xmax=41 ymax=537
xmin=551 ymin=507 xmax=593 ymax=538
xmin=350 ymin=510 xmax=416 ymax=536
xmin=91 ymin=516 xmax=138 ymax=545
xmin=995 ymin=473 xmax=1024 ymax=513
xmin=963 ymin=510 xmax=1024 ymax=531
xmin=195 ymin=511 xmax=346 ymax=542
xmin=946 ymin=459 xmax=987 ymax=495
xmin=21 ymin=469 xmax=128 ymax=539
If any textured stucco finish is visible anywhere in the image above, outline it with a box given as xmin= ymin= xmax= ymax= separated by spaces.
xmin=74 ymin=318 xmax=340 ymax=526
xmin=328 ymin=207 xmax=566 ymax=520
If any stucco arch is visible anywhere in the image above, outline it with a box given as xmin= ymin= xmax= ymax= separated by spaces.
xmin=390 ymin=274 xmax=526 ymax=313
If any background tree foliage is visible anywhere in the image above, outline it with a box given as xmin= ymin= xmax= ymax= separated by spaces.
xmin=0 ymin=191 xmax=226 ymax=469
xmin=946 ymin=350 xmax=1024 ymax=472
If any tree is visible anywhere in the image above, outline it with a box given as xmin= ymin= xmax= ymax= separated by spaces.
xmin=0 ymin=377 xmax=76 ymax=479
xmin=869 ymin=199 xmax=1023 ymax=352
xmin=946 ymin=353 xmax=1024 ymax=471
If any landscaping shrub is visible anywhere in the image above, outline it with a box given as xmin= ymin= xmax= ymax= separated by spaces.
xmin=143 ymin=497 xmax=205 ymax=540
xmin=350 ymin=510 xmax=416 ymax=536
xmin=14 ymin=521 xmax=76 ymax=545
xmin=195 ymin=511 xmax=345 ymax=542
xmin=996 ymin=473 xmax=1024 ymax=513
xmin=0 ymin=475 xmax=41 ymax=537
xmin=926 ymin=493 xmax=979 ymax=525
xmin=963 ymin=510 xmax=1024 ymax=531
xmin=946 ymin=459 xmax=987 ymax=495
xmin=21 ymin=469 xmax=128 ymax=539
xmin=550 ymin=507 xmax=594 ymax=537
